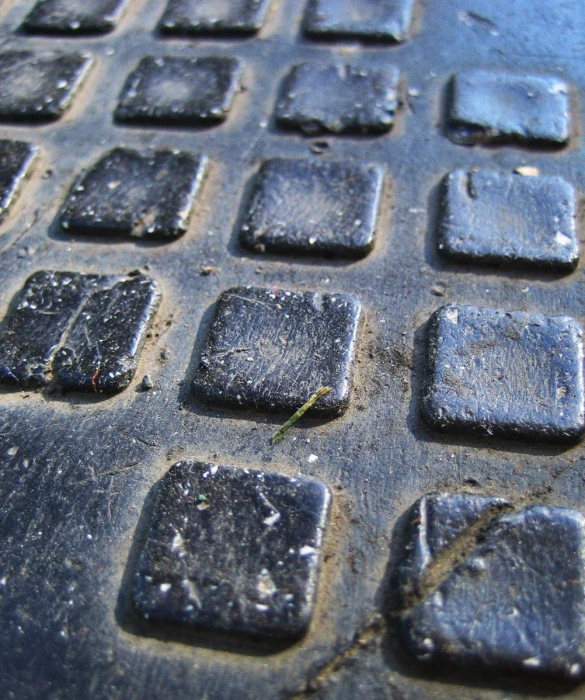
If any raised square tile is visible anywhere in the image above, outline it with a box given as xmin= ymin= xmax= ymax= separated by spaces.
xmin=448 ymin=70 xmax=570 ymax=146
xmin=239 ymin=158 xmax=383 ymax=258
xmin=115 ymin=56 xmax=242 ymax=126
xmin=303 ymin=0 xmax=414 ymax=42
xmin=275 ymin=60 xmax=399 ymax=135
xmin=60 ymin=147 xmax=207 ymax=239
xmin=0 ymin=140 xmax=38 ymax=222
xmin=23 ymin=0 xmax=130 ymax=34
xmin=54 ymin=275 xmax=161 ymax=393
xmin=0 ymin=271 xmax=160 ymax=393
xmin=158 ymin=0 xmax=272 ymax=35
xmin=131 ymin=460 xmax=332 ymax=640
xmin=0 ymin=51 xmax=92 ymax=122
xmin=439 ymin=170 xmax=578 ymax=271
xmin=398 ymin=493 xmax=585 ymax=681
xmin=0 ymin=271 xmax=97 ymax=388
xmin=421 ymin=305 xmax=585 ymax=442
xmin=192 ymin=286 xmax=363 ymax=415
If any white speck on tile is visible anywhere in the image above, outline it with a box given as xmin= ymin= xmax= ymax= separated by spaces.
xmin=554 ymin=231 xmax=572 ymax=246
xmin=264 ymin=511 xmax=281 ymax=526
xmin=257 ymin=570 xmax=277 ymax=600
xmin=444 ymin=307 xmax=458 ymax=324
xmin=514 ymin=165 xmax=539 ymax=177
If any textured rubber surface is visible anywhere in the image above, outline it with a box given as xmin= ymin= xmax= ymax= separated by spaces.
xmin=0 ymin=0 xmax=585 ymax=699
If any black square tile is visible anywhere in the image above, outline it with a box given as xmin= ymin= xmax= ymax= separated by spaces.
xmin=23 ymin=0 xmax=130 ymax=34
xmin=54 ymin=275 xmax=161 ymax=393
xmin=398 ymin=492 xmax=585 ymax=681
xmin=239 ymin=158 xmax=383 ymax=258
xmin=131 ymin=460 xmax=332 ymax=640
xmin=0 ymin=51 xmax=93 ymax=122
xmin=275 ymin=60 xmax=400 ymax=135
xmin=158 ymin=0 xmax=272 ymax=35
xmin=60 ymin=147 xmax=207 ymax=240
xmin=0 ymin=271 xmax=97 ymax=388
xmin=192 ymin=286 xmax=363 ymax=415
xmin=115 ymin=56 xmax=242 ymax=126
xmin=303 ymin=0 xmax=414 ymax=42
xmin=0 ymin=271 xmax=161 ymax=393
xmin=0 ymin=140 xmax=38 ymax=222
xmin=439 ymin=170 xmax=578 ymax=271
xmin=448 ymin=70 xmax=571 ymax=146
xmin=421 ymin=305 xmax=585 ymax=442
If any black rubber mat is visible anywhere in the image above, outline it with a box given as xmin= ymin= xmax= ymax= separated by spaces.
xmin=0 ymin=0 xmax=585 ymax=698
